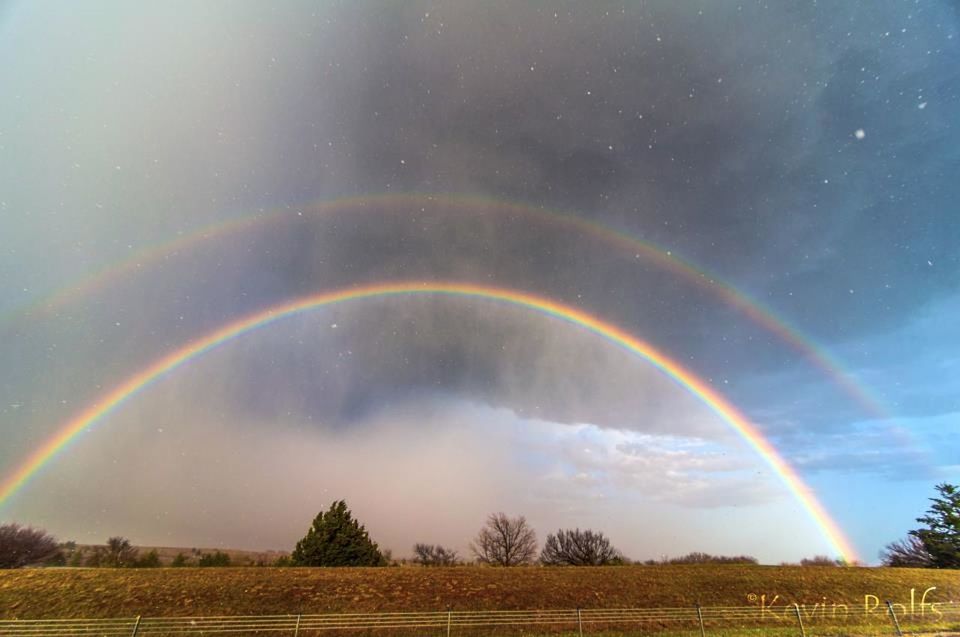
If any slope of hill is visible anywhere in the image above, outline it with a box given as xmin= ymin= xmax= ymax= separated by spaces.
xmin=1 ymin=565 xmax=957 ymax=620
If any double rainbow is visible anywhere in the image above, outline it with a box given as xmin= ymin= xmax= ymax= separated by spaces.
xmin=0 ymin=281 xmax=860 ymax=563
xmin=4 ymin=193 xmax=889 ymax=420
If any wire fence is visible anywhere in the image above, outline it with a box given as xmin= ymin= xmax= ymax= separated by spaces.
xmin=1 ymin=602 xmax=958 ymax=636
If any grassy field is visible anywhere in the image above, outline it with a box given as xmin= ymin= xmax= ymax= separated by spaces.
xmin=1 ymin=564 xmax=958 ymax=621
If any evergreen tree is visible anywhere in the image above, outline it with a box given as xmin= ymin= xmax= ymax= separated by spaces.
xmin=910 ymin=483 xmax=960 ymax=568
xmin=291 ymin=500 xmax=385 ymax=566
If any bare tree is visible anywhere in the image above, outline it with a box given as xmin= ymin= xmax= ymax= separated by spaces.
xmin=540 ymin=528 xmax=623 ymax=565
xmin=412 ymin=543 xmax=459 ymax=566
xmin=880 ymin=535 xmax=935 ymax=567
xmin=470 ymin=513 xmax=537 ymax=566
xmin=0 ymin=523 xmax=61 ymax=569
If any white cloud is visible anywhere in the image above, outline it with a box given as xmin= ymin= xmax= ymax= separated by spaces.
xmin=6 ymin=390 xmax=836 ymax=563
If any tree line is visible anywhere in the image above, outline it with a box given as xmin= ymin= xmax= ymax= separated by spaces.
xmin=0 ymin=530 xmax=235 ymax=569
xmin=297 ymin=483 xmax=959 ymax=568
xmin=289 ymin=503 xmax=626 ymax=567
xmin=3 ymin=483 xmax=957 ymax=569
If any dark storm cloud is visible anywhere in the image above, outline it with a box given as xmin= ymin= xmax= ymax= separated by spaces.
xmin=295 ymin=1 xmax=960 ymax=340
xmin=4 ymin=0 xmax=958 ymax=456
xmin=0 ymin=195 xmax=750 ymax=458
xmin=184 ymin=298 xmax=721 ymax=437
xmin=213 ymin=0 xmax=952 ymax=437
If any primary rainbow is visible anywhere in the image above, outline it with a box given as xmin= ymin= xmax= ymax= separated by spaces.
xmin=0 ymin=281 xmax=860 ymax=563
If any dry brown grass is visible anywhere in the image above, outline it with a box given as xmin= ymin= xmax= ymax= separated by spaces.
xmin=1 ymin=565 xmax=958 ymax=620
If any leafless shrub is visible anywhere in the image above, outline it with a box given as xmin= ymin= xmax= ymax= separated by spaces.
xmin=540 ymin=528 xmax=623 ymax=565
xmin=0 ymin=523 xmax=61 ymax=569
xmin=799 ymin=555 xmax=842 ymax=567
xmin=880 ymin=535 xmax=935 ymax=567
xmin=412 ymin=543 xmax=459 ymax=566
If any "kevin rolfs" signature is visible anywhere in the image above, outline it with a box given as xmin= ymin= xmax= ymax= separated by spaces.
xmin=745 ymin=587 xmax=945 ymax=620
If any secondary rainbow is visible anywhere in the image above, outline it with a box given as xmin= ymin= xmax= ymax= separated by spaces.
xmin=3 ymin=192 xmax=889 ymax=420
xmin=0 ymin=281 xmax=860 ymax=563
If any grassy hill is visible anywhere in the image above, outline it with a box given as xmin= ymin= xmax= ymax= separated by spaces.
xmin=1 ymin=564 xmax=957 ymax=620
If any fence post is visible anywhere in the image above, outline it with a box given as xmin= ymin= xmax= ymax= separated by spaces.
xmin=577 ymin=608 xmax=584 ymax=637
xmin=293 ymin=613 xmax=301 ymax=637
xmin=793 ymin=604 xmax=806 ymax=637
xmin=696 ymin=604 xmax=706 ymax=637
xmin=886 ymin=601 xmax=904 ymax=637
xmin=130 ymin=615 xmax=141 ymax=637
xmin=447 ymin=609 xmax=452 ymax=637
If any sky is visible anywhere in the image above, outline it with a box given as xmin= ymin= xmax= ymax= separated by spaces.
xmin=0 ymin=1 xmax=958 ymax=565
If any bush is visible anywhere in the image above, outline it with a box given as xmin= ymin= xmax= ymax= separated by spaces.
xmin=197 ymin=551 xmax=231 ymax=567
xmin=171 ymin=553 xmax=189 ymax=567
xmin=413 ymin=543 xmax=459 ymax=566
xmin=102 ymin=537 xmax=138 ymax=568
xmin=44 ymin=551 xmax=66 ymax=566
xmin=799 ymin=555 xmax=842 ymax=567
xmin=67 ymin=549 xmax=86 ymax=567
xmin=0 ymin=524 xmax=62 ymax=569
xmin=540 ymin=529 xmax=623 ymax=566
xmin=135 ymin=550 xmax=161 ymax=568
xmin=880 ymin=535 xmax=934 ymax=567
xmin=84 ymin=548 xmax=104 ymax=567
xmin=647 ymin=552 xmax=758 ymax=565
